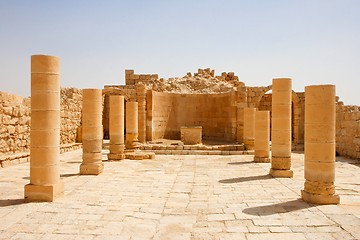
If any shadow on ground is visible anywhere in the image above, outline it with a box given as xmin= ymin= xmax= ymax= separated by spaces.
xmin=243 ymin=199 xmax=314 ymax=216
xmin=228 ymin=161 xmax=254 ymax=165
xmin=337 ymin=156 xmax=360 ymax=168
xmin=219 ymin=174 xmax=271 ymax=184
xmin=0 ymin=199 xmax=25 ymax=207
xmin=23 ymin=173 xmax=80 ymax=180
xmin=61 ymin=173 xmax=80 ymax=178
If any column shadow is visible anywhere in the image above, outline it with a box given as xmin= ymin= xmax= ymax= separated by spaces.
xmin=61 ymin=173 xmax=80 ymax=178
xmin=219 ymin=174 xmax=271 ymax=184
xmin=22 ymin=173 xmax=80 ymax=180
xmin=228 ymin=161 xmax=253 ymax=165
xmin=243 ymin=199 xmax=314 ymax=216
xmin=0 ymin=199 xmax=25 ymax=207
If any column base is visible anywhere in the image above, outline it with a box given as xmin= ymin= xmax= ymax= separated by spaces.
xmin=125 ymin=151 xmax=155 ymax=160
xmin=301 ymin=190 xmax=340 ymax=205
xmin=80 ymin=163 xmax=104 ymax=175
xmin=107 ymin=153 xmax=125 ymax=161
xmin=269 ymin=168 xmax=293 ymax=178
xmin=254 ymin=157 xmax=270 ymax=163
xmin=271 ymin=156 xmax=291 ymax=169
xmin=244 ymin=139 xmax=254 ymax=150
xmin=24 ymin=181 xmax=64 ymax=202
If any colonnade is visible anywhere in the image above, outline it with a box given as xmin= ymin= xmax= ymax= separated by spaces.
xmin=24 ymin=55 xmax=339 ymax=205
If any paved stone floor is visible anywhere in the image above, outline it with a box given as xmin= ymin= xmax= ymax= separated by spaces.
xmin=1 ymin=150 xmax=360 ymax=240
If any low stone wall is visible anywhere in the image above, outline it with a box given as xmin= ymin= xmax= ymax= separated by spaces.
xmin=0 ymin=88 xmax=83 ymax=168
xmin=336 ymin=104 xmax=360 ymax=159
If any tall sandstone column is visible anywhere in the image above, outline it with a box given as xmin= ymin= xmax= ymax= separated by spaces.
xmin=126 ymin=102 xmax=139 ymax=149
xmin=236 ymin=86 xmax=247 ymax=143
xmin=108 ymin=95 xmax=125 ymax=160
xmin=24 ymin=55 xmax=64 ymax=202
xmin=243 ymin=108 xmax=256 ymax=150
xmin=136 ymin=83 xmax=147 ymax=143
xmin=254 ymin=111 xmax=270 ymax=163
xmin=301 ymin=85 xmax=339 ymax=204
xmin=270 ymin=78 xmax=293 ymax=178
xmin=80 ymin=89 xmax=104 ymax=175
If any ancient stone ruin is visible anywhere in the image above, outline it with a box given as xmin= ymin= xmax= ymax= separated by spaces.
xmin=1 ymin=54 xmax=360 ymax=206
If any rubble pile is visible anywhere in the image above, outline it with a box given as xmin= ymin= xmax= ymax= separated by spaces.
xmin=141 ymin=68 xmax=244 ymax=94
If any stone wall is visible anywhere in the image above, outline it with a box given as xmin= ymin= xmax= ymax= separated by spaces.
xmin=0 ymin=92 xmax=30 ymax=155
xmin=60 ymin=88 xmax=82 ymax=144
xmin=336 ymin=104 xmax=360 ymax=159
xmin=0 ymin=88 xmax=83 ymax=167
xmin=125 ymin=69 xmax=158 ymax=86
xmin=149 ymin=91 xmax=237 ymax=142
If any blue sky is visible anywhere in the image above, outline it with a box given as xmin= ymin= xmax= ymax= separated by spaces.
xmin=0 ymin=0 xmax=359 ymax=104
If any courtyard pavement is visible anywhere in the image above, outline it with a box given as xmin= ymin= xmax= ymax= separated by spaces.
xmin=0 ymin=150 xmax=360 ymax=239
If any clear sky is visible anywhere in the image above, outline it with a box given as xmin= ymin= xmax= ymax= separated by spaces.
xmin=0 ymin=0 xmax=359 ymax=104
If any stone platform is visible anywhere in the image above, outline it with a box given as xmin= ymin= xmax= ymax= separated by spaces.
xmin=138 ymin=139 xmax=249 ymax=156
xmin=0 ymin=149 xmax=359 ymax=239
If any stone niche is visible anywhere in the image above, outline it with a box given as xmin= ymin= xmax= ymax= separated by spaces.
xmin=181 ymin=126 xmax=202 ymax=145
xmin=148 ymin=90 xmax=237 ymax=142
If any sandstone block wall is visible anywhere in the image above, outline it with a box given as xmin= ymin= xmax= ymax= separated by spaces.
xmin=0 ymin=92 xmax=30 ymax=155
xmin=0 ymin=88 xmax=83 ymax=167
xmin=336 ymin=104 xmax=360 ymax=159
xmin=125 ymin=69 xmax=158 ymax=85
xmin=149 ymin=91 xmax=237 ymax=142
xmin=60 ymin=88 xmax=82 ymax=144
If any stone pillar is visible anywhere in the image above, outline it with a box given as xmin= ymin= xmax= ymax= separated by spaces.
xmin=24 ymin=55 xmax=64 ymax=202
xmin=102 ymin=93 xmax=110 ymax=139
xmin=126 ymin=102 xmax=139 ymax=149
xmin=243 ymin=108 xmax=256 ymax=150
xmin=301 ymin=85 xmax=339 ymax=204
xmin=270 ymin=78 xmax=293 ymax=178
xmin=236 ymin=86 xmax=247 ymax=143
xmin=254 ymin=111 xmax=270 ymax=163
xmin=108 ymin=95 xmax=125 ymax=160
xmin=80 ymin=89 xmax=104 ymax=175
xmin=136 ymin=83 xmax=146 ymax=143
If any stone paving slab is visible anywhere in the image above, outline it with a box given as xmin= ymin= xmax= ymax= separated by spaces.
xmin=0 ymin=150 xmax=359 ymax=239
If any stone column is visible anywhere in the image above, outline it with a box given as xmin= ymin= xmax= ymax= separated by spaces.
xmin=243 ymin=108 xmax=256 ymax=150
xmin=102 ymin=93 xmax=110 ymax=139
xmin=108 ymin=95 xmax=125 ymax=160
xmin=254 ymin=111 xmax=270 ymax=163
xmin=270 ymin=78 xmax=293 ymax=178
xmin=126 ymin=102 xmax=139 ymax=149
xmin=236 ymin=86 xmax=247 ymax=143
xmin=80 ymin=89 xmax=104 ymax=175
xmin=301 ymin=85 xmax=339 ymax=204
xmin=24 ymin=55 xmax=64 ymax=202
xmin=136 ymin=83 xmax=146 ymax=143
